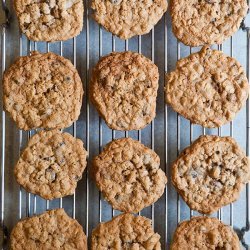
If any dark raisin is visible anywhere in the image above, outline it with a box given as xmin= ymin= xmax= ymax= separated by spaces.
xmin=13 ymin=79 xmax=20 ymax=84
xmin=190 ymin=170 xmax=198 ymax=178
xmin=23 ymin=22 xmax=30 ymax=29
xmin=110 ymin=0 xmax=121 ymax=4
xmin=74 ymin=175 xmax=81 ymax=181
xmin=46 ymin=167 xmax=56 ymax=182
xmin=64 ymin=76 xmax=71 ymax=82
xmin=205 ymin=0 xmax=216 ymax=3
xmin=114 ymin=194 xmax=121 ymax=201
xmin=58 ymin=141 xmax=65 ymax=147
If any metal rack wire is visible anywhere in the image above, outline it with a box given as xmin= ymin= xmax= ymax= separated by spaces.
xmin=0 ymin=0 xmax=250 ymax=249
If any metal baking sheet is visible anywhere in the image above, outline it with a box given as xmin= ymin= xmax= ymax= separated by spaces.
xmin=0 ymin=0 xmax=250 ymax=248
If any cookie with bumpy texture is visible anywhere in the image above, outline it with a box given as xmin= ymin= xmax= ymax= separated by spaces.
xmin=10 ymin=209 xmax=87 ymax=250
xmin=91 ymin=213 xmax=161 ymax=249
xmin=170 ymin=0 xmax=248 ymax=46
xmin=91 ymin=0 xmax=167 ymax=39
xmin=3 ymin=51 xmax=83 ymax=130
xmin=92 ymin=138 xmax=167 ymax=213
xmin=165 ymin=47 xmax=249 ymax=128
xmin=172 ymin=135 xmax=250 ymax=214
xmin=90 ymin=51 xmax=159 ymax=130
xmin=14 ymin=0 xmax=83 ymax=42
xmin=171 ymin=216 xmax=240 ymax=250
xmin=15 ymin=130 xmax=87 ymax=200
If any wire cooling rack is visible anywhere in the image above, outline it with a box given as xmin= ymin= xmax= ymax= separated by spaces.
xmin=1 ymin=0 xmax=250 ymax=249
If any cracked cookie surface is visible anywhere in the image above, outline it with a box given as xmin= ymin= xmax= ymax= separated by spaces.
xmin=165 ymin=47 xmax=249 ymax=128
xmin=91 ymin=0 xmax=167 ymax=39
xmin=3 ymin=51 xmax=83 ymax=130
xmin=14 ymin=0 xmax=83 ymax=41
xmin=172 ymin=135 xmax=250 ymax=214
xmin=90 ymin=51 xmax=159 ymax=131
xmin=170 ymin=0 xmax=248 ymax=46
xmin=91 ymin=213 xmax=161 ymax=250
xmin=171 ymin=217 xmax=240 ymax=250
xmin=15 ymin=130 xmax=87 ymax=200
xmin=10 ymin=209 xmax=87 ymax=250
xmin=92 ymin=138 xmax=167 ymax=213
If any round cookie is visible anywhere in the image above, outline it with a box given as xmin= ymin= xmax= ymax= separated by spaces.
xmin=165 ymin=46 xmax=249 ymax=128
xmin=10 ymin=209 xmax=87 ymax=249
xmin=15 ymin=130 xmax=87 ymax=200
xmin=172 ymin=135 xmax=250 ymax=214
xmin=170 ymin=0 xmax=248 ymax=46
xmin=91 ymin=213 xmax=161 ymax=249
xmin=92 ymin=137 xmax=167 ymax=213
xmin=90 ymin=51 xmax=159 ymax=130
xmin=91 ymin=0 xmax=167 ymax=39
xmin=14 ymin=0 xmax=83 ymax=42
xmin=3 ymin=51 xmax=83 ymax=130
xmin=171 ymin=216 xmax=240 ymax=250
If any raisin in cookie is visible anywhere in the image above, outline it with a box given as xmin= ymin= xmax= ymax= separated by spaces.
xmin=170 ymin=0 xmax=248 ymax=46
xmin=15 ymin=130 xmax=87 ymax=200
xmin=172 ymin=135 xmax=250 ymax=214
xmin=10 ymin=209 xmax=87 ymax=250
xmin=90 ymin=51 xmax=159 ymax=130
xmin=91 ymin=0 xmax=167 ymax=39
xmin=3 ymin=51 xmax=83 ymax=130
xmin=91 ymin=213 xmax=161 ymax=249
xmin=92 ymin=137 xmax=167 ymax=213
xmin=165 ymin=47 xmax=249 ymax=128
xmin=171 ymin=217 xmax=240 ymax=250
xmin=14 ymin=0 xmax=83 ymax=42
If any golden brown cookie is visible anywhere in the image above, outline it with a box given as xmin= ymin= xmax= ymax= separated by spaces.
xmin=91 ymin=0 xmax=167 ymax=39
xmin=170 ymin=0 xmax=248 ymax=46
xmin=15 ymin=130 xmax=87 ymax=200
xmin=171 ymin=217 xmax=240 ymax=250
xmin=14 ymin=0 xmax=83 ymax=42
xmin=90 ymin=51 xmax=159 ymax=131
xmin=91 ymin=213 xmax=161 ymax=249
xmin=3 ymin=51 xmax=83 ymax=130
xmin=92 ymin=138 xmax=167 ymax=213
xmin=165 ymin=47 xmax=249 ymax=128
xmin=172 ymin=135 xmax=250 ymax=214
xmin=10 ymin=209 xmax=87 ymax=250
